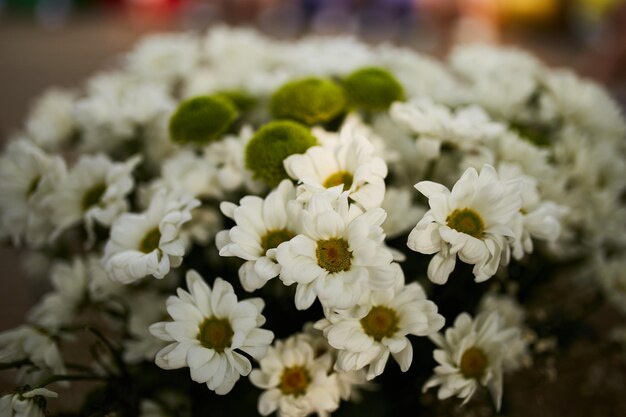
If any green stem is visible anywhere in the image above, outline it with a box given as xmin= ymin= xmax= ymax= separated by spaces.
xmin=0 ymin=359 xmax=32 ymax=371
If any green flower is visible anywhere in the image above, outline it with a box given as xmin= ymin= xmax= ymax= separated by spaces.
xmin=245 ymin=120 xmax=317 ymax=186
xmin=270 ymin=77 xmax=346 ymax=126
xmin=343 ymin=67 xmax=404 ymax=111
xmin=169 ymin=95 xmax=239 ymax=146
xmin=215 ymin=90 xmax=257 ymax=114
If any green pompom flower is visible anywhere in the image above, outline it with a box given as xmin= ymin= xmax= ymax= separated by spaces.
xmin=343 ymin=67 xmax=404 ymax=111
xmin=215 ymin=90 xmax=257 ymax=114
xmin=245 ymin=120 xmax=317 ymax=186
xmin=169 ymin=95 xmax=239 ymax=146
xmin=270 ymin=77 xmax=346 ymax=126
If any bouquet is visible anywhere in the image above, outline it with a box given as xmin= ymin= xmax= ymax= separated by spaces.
xmin=1 ymin=27 xmax=625 ymax=417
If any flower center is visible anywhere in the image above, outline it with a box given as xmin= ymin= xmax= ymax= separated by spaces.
xmin=446 ymin=208 xmax=485 ymax=238
xmin=139 ymin=228 xmax=161 ymax=253
xmin=198 ymin=317 xmax=234 ymax=353
xmin=261 ymin=228 xmax=294 ymax=252
xmin=316 ymin=238 xmax=352 ymax=273
xmin=460 ymin=347 xmax=488 ymax=379
xmin=323 ymin=170 xmax=354 ymax=191
xmin=27 ymin=175 xmax=41 ymax=198
xmin=360 ymin=306 xmax=400 ymax=341
xmin=279 ymin=365 xmax=311 ymax=397
xmin=82 ymin=183 xmax=107 ymax=211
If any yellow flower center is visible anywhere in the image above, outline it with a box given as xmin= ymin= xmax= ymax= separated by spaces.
xmin=198 ymin=317 xmax=234 ymax=353
xmin=323 ymin=170 xmax=354 ymax=191
xmin=261 ymin=228 xmax=294 ymax=252
xmin=460 ymin=347 xmax=488 ymax=379
xmin=446 ymin=208 xmax=485 ymax=238
xmin=82 ymin=183 xmax=107 ymax=210
xmin=316 ymin=238 xmax=352 ymax=273
xmin=360 ymin=306 xmax=400 ymax=341
xmin=140 ymin=228 xmax=161 ymax=253
xmin=279 ymin=365 xmax=311 ymax=397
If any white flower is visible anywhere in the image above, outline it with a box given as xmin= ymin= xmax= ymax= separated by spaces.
xmin=216 ymin=180 xmax=302 ymax=292
xmin=0 ymin=387 xmax=57 ymax=417
xmin=103 ymin=191 xmax=200 ymax=284
xmin=381 ymin=187 xmax=426 ymax=239
xmin=126 ymin=33 xmax=201 ymax=84
xmin=159 ymin=150 xmax=221 ymax=199
xmin=423 ymin=312 xmax=519 ymax=410
xmin=124 ymin=290 xmax=170 ymax=364
xmin=249 ymin=334 xmax=341 ymax=417
xmin=27 ymin=258 xmax=90 ymax=330
xmin=149 ymin=270 xmax=274 ymax=394
xmin=0 ymin=140 xmax=66 ymax=248
xmin=407 ymin=164 xmax=522 ymax=284
xmin=25 ymin=88 xmax=76 ymax=151
xmin=276 ymin=192 xmax=399 ymax=310
xmin=51 ymin=154 xmax=140 ymax=241
xmin=284 ymin=130 xmax=387 ymax=210
xmin=0 ymin=326 xmax=66 ymax=385
xmin=316 ymin=279 xmax=444 ymax=380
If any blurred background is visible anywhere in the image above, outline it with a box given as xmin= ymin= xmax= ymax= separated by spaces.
xmin=1 ymin=0 xmax=625 ymax=409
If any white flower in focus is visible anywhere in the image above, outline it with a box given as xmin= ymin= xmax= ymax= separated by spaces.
xmin=51 ymin=154 xmax=140 ymax=241
xmin=149 ymin=271 xmax=274 ymax=394
xmin=216 ymin=180 xmax=302 ymax=292
xmin=423 ymin=312 xmax=518 ymax=410
xmin=0 ymin=387 xmax=57 ymax=417
xmin=0 ymin=140 xmax=66 ymax=248
xmin=407 ymin=164 xmax=522 ymax=284
xmin=249 ymin=334 xmax=341 ymax=417
xmin=284 ymin=131 xmax=387 ymax=210
xmin=316 ymin=279 xmax=444 ymax=380
xmin=25 ymin=88 xmax=76 ymax=151
xmin=27 ymin=258 xmax=90 ymax=330
xmin=276 ymin=192 xmax=399 ymax=310
xmin=126 ymin=33 xmax=201 ymax=84
xmin=103 ymin=191 xmax=200 ymax=284
xmin=0 ymin=326 xmax=66 ymax=385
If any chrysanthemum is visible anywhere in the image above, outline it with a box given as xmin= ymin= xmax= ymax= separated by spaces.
xmin=0 ymin=387 xmax=57 ymax=417
xmin=423 ymin=312 xmax=519 ymax=410
xmin=407 ymin=164 xmax=522 ymax=284
xmin=25 ymin=88 xmax=76 ymax=151
xmin=103 ymin=191 xmax=200 ymax=284
xmin=0 ymin=140 xmax=66 ymax=248
xmin=149 ymin=270 xmax=274 ymax=394
xmin=249 ymin=334 xmax=341 ymax=417
xmin=316 ymin=278 xmax=444 ymax=380
xmin=283 ymin=130 xmax=387 ymax=210
xmin=276 ymin=192 xmax=399 ymax=310
xmin=51 ymin=154 xmax=140 ymax=241
xmin=216 ymin=180 xmax=302 ymax=292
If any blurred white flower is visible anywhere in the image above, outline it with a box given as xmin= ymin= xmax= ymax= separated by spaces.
xmin=25 ymin=88 xmax=76 ymax=151
xmin=149 ymin=271 xmax=274 ymax=394
xmin=103 ymin=191 xmax=200 ymax=284
xmin=0 ymin=387 xmax=57 ymax=417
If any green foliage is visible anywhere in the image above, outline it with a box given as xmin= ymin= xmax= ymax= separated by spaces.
xmin=169 ymin=95 xmax=239 ymax=146
xmin=343 ymin=67 xmax=404 ymax=111
xmin=270 ymin=77 xmax=346 ymax=125
xmin=245 ymin=120 xmax=317 ymax=186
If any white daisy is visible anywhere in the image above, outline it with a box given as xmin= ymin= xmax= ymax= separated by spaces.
xmin=159 ymin=150 xmax=221 ymax=199
xmin=283 ymin=129 xmax=387 ymax=210
xmin=124 ymin=290 xmax=170 ymax=364
xmin=51 ymin=154 xmax=140 ymax=241
xmin=103 ymin=191 xmax=200 ymax=284
xmin=423 ymin=312 xmax=519 ymax=410
xmin=0 ymin=387 xmax=57 ymax=417
xmin=216 ymin=180 xmax=302 ymax=292
xmin=381 ymin=187 xmax=426 ymax=240
xmin=25 ymin=88 xmax=76 ymax=151
xmin=249 ymin=334 xmax=341 ymax=417
xmin=276 ymin=192 xmax=399 ymax=310
xmin=149 ymin=270 xmax=274 ymax=394
xmin=407 ymin=164 xmax=522 ymax=284
xmin=315 ymin=278 xmax=444 ymax=380
xmin=27 ymin=258 xmax=90 ymax=330
xmin=0 ymin=326 xmax=66 ymax=385
xmin=0 ymin=140 xmax=66 ymax=248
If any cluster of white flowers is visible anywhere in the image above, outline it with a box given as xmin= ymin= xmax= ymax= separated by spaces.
xmin=0 ymin=27 xmax=624 ymax=416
